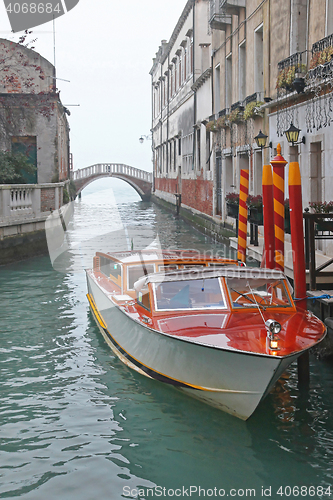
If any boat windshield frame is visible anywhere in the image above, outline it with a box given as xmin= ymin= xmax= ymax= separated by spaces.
xmin=152 ymin=276 xmax=227 ymax=312
xmin=225 ymin=276 xmax=293 ymax=310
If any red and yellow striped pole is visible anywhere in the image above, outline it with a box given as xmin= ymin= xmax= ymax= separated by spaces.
xmin=237 ymin=169 xmax=249 ymax=263
xmin=262 ymin=164 xmax=275 ymax=269
xmin=288 ymin=161 xmax=307 ymax=311
xmin=271 ymin=144 xmax=288 ymax=271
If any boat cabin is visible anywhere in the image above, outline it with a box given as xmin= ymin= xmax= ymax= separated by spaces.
xmin=134 ymin=267 xmax=295 ymax=315
xmin=92 ymin=249 xmax=239 ymax=299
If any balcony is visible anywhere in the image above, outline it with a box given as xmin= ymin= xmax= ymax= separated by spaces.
xmin=308 ymin=33 xmax=333 ymax=81
xmin=220 ymin=0 xmax=246 ymax=16
xmin=276 ymin=51 xmax=306 ymax=92
xmin=209 ymin=13 xmax=232 ymax=30
xmin=245 ymin=93 xmax=258 ymax=105
xmin=209 ymin=0 xmax=232 ymax=30
xmin=312 ymin=33 xmax=333 ymax=56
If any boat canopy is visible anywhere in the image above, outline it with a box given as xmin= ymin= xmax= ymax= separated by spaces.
xmin=134 ymin=267 xmax=287 ymax=291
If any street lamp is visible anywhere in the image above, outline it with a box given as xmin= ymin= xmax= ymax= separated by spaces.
xmin=284 ymin=123 xmax=306 ymax=145
xmin=139 ymin=134 xmax=152 ymax=144
xmin=254 ymin=130 xmax=272 ymax=150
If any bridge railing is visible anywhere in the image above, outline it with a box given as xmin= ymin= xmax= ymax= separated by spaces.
xmin=72 ymin=163 xmax=152 ymax=183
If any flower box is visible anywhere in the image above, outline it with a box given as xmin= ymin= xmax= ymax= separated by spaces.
xmin=227 ymin=202 xmax=239 ymax=219
xmin=248 ymin=207 xmax=263 ymax=225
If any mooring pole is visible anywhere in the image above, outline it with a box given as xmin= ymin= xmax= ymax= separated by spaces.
xmin=271 ymin=144 xmax=288 ymax=271
xmin=262 ymin=164 xmax=275 ymax=269
xmin=288 ymin=161 xmax=310 ymax=385
xmin=237 ymin=169 xmax=249 ymax=263
xmin=288 ymin=162 xmax=307 ymax=311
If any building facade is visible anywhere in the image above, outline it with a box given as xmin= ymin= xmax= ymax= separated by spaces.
xmin=151 ymin=0 xmax=333 ymax=254
xmin=0 ymin=38 xmax=70 ymax=184
xmin=150 ymin=0 xmax=214 ymax=216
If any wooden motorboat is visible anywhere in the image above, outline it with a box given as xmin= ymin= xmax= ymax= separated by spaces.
xmin=86 ymin=250 xmax=326 ymax=419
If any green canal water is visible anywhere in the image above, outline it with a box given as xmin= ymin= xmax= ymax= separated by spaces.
xmin=1 ymin=179 xmax=333 ymax=499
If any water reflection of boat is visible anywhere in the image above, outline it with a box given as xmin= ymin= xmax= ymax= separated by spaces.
xmin=86 ymin=250 xmax=326 ymax=420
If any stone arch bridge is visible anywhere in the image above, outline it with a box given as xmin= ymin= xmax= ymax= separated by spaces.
xmin=71 ymin=163 xmax=152 ymax=201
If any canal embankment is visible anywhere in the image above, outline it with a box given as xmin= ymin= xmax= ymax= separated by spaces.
xmin=0 ymin=182 xmax=72 ymax=266
xmin=151 ymin=192 xmax=236 ymax=246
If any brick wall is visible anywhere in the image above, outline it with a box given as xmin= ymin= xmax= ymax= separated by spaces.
xmin=155 ymin=177 xmax=213 ymax=216
xmin=155 ymin=177 xmax=178 ymax=194
xmin=41 ymin=187 xmax=56 ymax=212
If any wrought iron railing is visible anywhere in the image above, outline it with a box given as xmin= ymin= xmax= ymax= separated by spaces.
xmin=230 ymin=101 xmax=243 ymax=111
xmin=244 ymin=93 xmax=258 ymax=105
xmin=218 ymin=108 xmax=228 ymax=117
xmin=278 ymin=51 xmax=305 ymax=72
xmin=312 ymin=33 xmax=333 ymax=55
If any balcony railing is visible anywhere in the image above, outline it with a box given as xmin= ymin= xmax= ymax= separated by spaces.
xmin=307 ymin=34 xmax=333 ymax=80
xmin=245 ymin=93 xmax=258 ymax=105
xmin=218 ymin=108 xmax=228 ymax=117
xmin=312 ymin=33 xmax=333 ymax=55
xmin=278 ymin=51 xmax=305 ymax=72
xmin=230 ymin=101 xmax=244 ymax=111
xmin=277 ymin=51 xmax=307 ymax=92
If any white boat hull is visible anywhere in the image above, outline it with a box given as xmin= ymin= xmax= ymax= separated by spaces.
xmin=87 ymin=273 xmax=300 ymax=420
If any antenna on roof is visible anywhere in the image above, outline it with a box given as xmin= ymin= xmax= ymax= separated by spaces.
xmin=53 ymin=16 xmax=56 ymax=69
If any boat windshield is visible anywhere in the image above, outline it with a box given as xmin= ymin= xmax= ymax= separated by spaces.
xmin=153 ymin=278 xmax=226 ymax=311
xmin=226 ymin=277 xmax=292 ymax=309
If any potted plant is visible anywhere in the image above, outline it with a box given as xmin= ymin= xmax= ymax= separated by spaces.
xmin=243 ymin=101 xmax=264 ymax=121
xmin=309 ymin=201 xmax=333 ymax=232
xmin=228 ymin=109 xmax=243 ymax=124
xmin=226 ymin=192 xmax=239 ymax=218
xmin=247 ymin=195 xmax=263 ymax=225
xmin=310 ymin=47 xmax=333 ymax=69
xmin=216 ymin=115 xmax=228 ymax=129
xmin=206 ymin=120 xmax=217 ymax=133
xmin=276 ymin=65 xmax=305 ymax=91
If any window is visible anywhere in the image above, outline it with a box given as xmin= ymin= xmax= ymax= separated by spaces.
xmin=238 ymin=41 xmax=246 ymax=101
xmin=137 ymin=287 xmax=151 ymax=311
xmin=179 ymin=52 xmax=183 ymax=86
xmin=11 ymin=136 xmax=37 ymax=183
xmin=127 ymin=264 xmax=155 ymax=290
xmin=153 ymin=278 xmax=226 ymax=311
xmin=206 ymin=129 xmax=211 ymax=170
xmin=100 ymin=256 xmax=122 ymax=285
xmin=226 ymin=277 xmax=292 ymax=309
xmin=158 ymin=264 xmax=178 ymax=272
xmin=310 ymin=142 xmax=323 ymax=203
xmin=215 ymin=65 xmax=221 ymax=113
xmin=175 ymin=59 xmax=178 ymax=91
xmin=225 ymin=54 xmax=232 ymax=109
xmin=254 ymin=25 xmax=263 ymax=95
xmin=182 ymin=133 xmax=193 ymax=173
xmin=163 ymin=78 xmax=166 ymax=107
xmin=196 ymin=128 xmax=201 ymax=170
xmin=327 ymin=0 xmax=333 ymax=36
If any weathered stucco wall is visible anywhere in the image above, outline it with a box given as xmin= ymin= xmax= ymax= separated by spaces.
xmin=0 ymin=39 xmax=70 ymax=184
xmin=0 ymin=38 xmax=55 ymax=94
